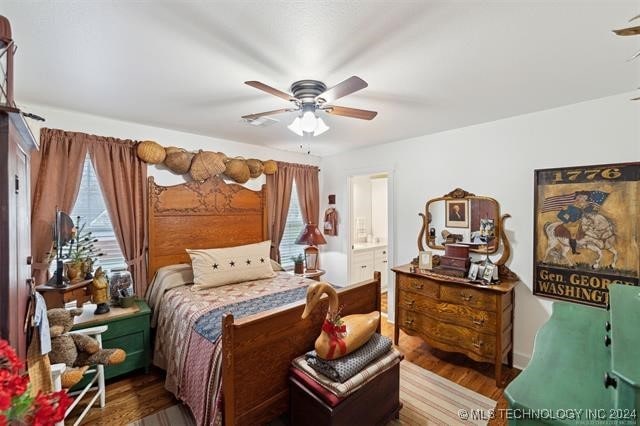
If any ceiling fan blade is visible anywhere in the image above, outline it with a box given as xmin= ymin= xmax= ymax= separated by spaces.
xmin=242 ymin=108 xmax=298 ymax=121
xmin=324 ymin=105 xmax=378 ymax=120
xmin=317 ymin=76 xmax=368 ymax=104
xmin=613 ymin=25 xmax=640 ymax=36
xmin=245 ymin=81 xmax=296 ymax=102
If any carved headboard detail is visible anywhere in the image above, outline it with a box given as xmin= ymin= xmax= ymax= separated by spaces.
xmin=147 ymin=177 xmax=268 ymax=283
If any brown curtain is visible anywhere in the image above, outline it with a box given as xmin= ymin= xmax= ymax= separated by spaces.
xmin=266 ymin=162 xmax=295 ymax=262
xmin=88 ymin=137 xmax=148 ymax=295
xmin=293 ymin=164 xmax=320 ymax=225
xmin=266 ymin=161 xmax=320 ymax=262
xmin=30 ymin=129 xmax=89 ymax=284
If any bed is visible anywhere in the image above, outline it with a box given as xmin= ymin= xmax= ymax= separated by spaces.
xmin=145 ymin=177 xmax=381 ymax=426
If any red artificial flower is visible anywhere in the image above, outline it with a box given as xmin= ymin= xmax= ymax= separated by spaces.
xmin=0 ymin=339 xmax=23 ymax=373
xmin=32 ymin=390 xmax=72 ymax=426
xmin=9 ymin=374 xmax=29 ymax=396
xmin=0 ymin=391 xmax=10 ymax=411
xmin=0 ymin=339 xmax=72 ymax=426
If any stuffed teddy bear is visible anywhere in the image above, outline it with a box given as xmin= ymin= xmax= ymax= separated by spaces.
xmin=47 ymin=308 xmax=126 ymax=388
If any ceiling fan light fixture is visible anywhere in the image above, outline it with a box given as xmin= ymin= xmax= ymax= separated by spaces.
xmin=287 ymin=116 xmax=304 ymax=136
xmin=314 ymin=117 xmax=330 ymax=136
xmin=300 ymin=110 xmax=317 ymax=133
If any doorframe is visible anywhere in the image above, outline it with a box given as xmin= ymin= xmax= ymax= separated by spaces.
xmin=346 ymin=167 xmax=396 ymax=302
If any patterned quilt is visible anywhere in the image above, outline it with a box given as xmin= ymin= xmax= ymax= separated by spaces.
xmin=152 ymin=272 xmax=314 ymax=426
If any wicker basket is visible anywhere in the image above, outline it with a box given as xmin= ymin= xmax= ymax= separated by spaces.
xmin=164 ymin=148 xmax=194 ymax=175
xmin=263 ymin=160 xmax=278 ymax=175
xmin=189 ymin=151 xmax=226 ymax=181
xmin=246 ymin=158 xmax=264 ymax=178
xmin=136 ymin=140 xmax=166 ymax=164
xmin=27 ymin=334 xmax=53 ymax=396
xmin=217 ymin=152 xmax=229 ymax=163
xmin=225 ymin=158 xmax=250 ymax=183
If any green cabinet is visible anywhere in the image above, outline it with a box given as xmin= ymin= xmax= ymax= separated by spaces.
xmin=504 ymin=284 xmax=639 ymax=425
xmin=72 ymin=300 xmax=151 ymax=383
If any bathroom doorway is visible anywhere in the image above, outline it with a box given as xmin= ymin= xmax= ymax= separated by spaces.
xmin=348 ymin=172 xmax=392 ymax=302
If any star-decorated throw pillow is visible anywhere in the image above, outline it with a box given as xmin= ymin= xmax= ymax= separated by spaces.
xmin=187 ymin=240 xmax=276 ymax=290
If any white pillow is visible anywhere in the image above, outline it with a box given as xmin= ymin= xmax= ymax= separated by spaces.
xmin=187 ymin=240 xmax=276 ymax=290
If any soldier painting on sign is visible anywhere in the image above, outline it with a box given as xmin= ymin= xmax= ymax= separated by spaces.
xmin=541 ymin=190 xmax=616 ymax=269
xmin=534 ymin=163 xmax=638 ymax=308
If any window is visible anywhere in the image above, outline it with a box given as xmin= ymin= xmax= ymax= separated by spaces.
xmin=279 ymin=182 xmax=305 ymax=270
xmin=55 ymin=155 xmax=127 ymax=274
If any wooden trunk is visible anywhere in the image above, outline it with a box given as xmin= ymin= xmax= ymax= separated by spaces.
xmin=0 ymin=108 xmax=37 ymax=358
xmin=289 ymin=359 xmax=401 ymax=426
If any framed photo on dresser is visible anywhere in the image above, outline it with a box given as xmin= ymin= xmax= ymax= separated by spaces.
xmin=533 ymin=162 xmax=640 ymax=308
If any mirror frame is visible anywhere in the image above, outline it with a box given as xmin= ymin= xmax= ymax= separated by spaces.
xmin=418 ymin=188 xmax=502 ymax=254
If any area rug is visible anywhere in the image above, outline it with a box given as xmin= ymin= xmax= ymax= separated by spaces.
xmin=129 ymin=361 xmax=496 ymax=426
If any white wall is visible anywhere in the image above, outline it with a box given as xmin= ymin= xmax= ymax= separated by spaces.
xmin=319 ymin=92 xmax=640 ymax=368
xmin=22 ymin=103 xmax=320 ymax=191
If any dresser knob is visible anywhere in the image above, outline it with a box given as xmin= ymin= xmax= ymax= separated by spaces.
xmin=472 ymin=318 xmax=485 ymax=326
xmin=405 ymin=300 xmax=416 ymax=308
xmin=412 ymin=283 xmax=424 ymax=290
xmin=472 ymin=340 xmax=483 ymax=349
xmin=604 ymin=372 xmax=617 ymax=389
xmin=404 ymin=319 xmax=414 ymax=326
xmin=604 ymin=335 xmax=611 ymax=347
xmin=460 ymin=292 xmax=473 ymax=302
xmin=605 ymin=321 xmax=611 ymax=332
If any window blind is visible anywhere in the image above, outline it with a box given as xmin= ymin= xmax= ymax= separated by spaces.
xmin=50 ymin=155 xmax=127 ymax=275
xmin=279 ymin=182 xmax=305 ymax=270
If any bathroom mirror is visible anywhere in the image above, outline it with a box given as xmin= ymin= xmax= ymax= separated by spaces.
xmin=418 ymin=188 xmax=502 ymax=254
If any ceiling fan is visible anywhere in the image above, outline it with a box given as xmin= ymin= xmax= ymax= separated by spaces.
xmin=242 ymin=76 xmax=377 ymax=136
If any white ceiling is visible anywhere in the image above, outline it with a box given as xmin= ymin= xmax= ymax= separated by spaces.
xmin=4 ymin=0 xmax=639 ymax=156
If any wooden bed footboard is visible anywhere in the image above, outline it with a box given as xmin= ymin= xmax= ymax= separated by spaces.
xmin=222 ymin=272 xmax=381 ymax=426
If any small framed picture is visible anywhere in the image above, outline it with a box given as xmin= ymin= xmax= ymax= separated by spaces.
xmin=480 ymin=218 xmax=495 ymax=238
xmin=481 ymin=263 xmax=496 ymax=284
xmin=418 ymin=251 xmax=433 ymax=270
xmin=445 ymin=200 xmax=469 ymax=228
xmin=468 ymin=263 xmax=480 ymax=280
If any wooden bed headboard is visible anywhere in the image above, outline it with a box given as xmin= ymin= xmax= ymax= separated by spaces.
xmin=147 ymin=177 xmax=268 ymax=283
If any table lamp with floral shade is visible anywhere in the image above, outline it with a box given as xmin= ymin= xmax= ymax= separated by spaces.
xmin=295 ymin=223 xmax=327 ymax=272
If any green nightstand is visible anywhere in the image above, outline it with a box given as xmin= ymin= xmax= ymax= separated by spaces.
xmin=71 ymin=300 xmax=151 ymax=383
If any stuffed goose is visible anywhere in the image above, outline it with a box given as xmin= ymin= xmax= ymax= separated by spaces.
xmin=301 ymin=282 xmax=380 ymax=360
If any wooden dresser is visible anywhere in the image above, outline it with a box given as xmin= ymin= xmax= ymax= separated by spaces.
xmin=392 ymin=264 xmax=518 ymax=385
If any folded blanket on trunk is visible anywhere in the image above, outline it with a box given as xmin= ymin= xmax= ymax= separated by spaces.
xmin=305 ymin=333 xmax=392 ymax=382
xmin=293 ymin=348 xmax=402 ymax=397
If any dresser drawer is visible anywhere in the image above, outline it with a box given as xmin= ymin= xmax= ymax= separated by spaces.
xmin=398 ymin=289 xmax=437 ymax=312
xmin=398 ymin=310 xmax=495 ymax=359
xmin=398 ymin=290 xmax=496 ymax=334
xmin=440 ymin=284 xmax=497 ymax=311
xmin=397 ymin=274 xmax=438 ymax=299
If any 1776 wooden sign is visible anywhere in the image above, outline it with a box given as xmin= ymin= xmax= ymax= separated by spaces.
xmin=534 ymin=162 xmax=639 ymax=307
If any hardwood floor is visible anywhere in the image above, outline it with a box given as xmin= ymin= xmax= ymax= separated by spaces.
xmin=68 ymin=302 xmax=519 ymax=425
xmin=66 ymin=367 xmax=178 ymax=425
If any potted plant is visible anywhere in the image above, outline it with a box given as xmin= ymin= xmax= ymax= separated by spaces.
xmin=291 ymin=254 xmax=305 ymax=274
xmin=62 ymin=217 xmax=103 ymax=283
